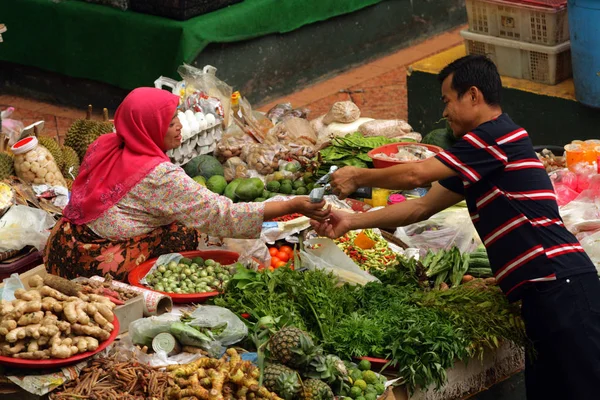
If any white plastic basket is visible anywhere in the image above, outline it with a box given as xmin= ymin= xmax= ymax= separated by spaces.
xmin=465 ymin=0 xmax=569 ymax=46
xmin=461 ymin=30 xmax=571 ymax=85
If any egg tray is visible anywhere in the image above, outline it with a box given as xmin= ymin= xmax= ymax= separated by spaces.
xmin=167 ymin=123 xmax=223 ymax=166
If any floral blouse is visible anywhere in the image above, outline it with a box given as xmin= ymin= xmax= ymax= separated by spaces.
xmin=88 ymin=162 xmax=265 ymax=240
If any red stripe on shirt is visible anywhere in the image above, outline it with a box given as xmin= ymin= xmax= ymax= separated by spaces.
xmin=476 ymin=187 xmax=503 ymax=209
xmin=483 ymin=214 xmax=529 ymax=246
xmin=530 ymin=218 xmax=564 ymax=227
xmin=505 ymin=273 xmax=557 ymax=297
xmin=545 ymin=243 xmax=585 ymax=258
xmin=505 ymin=159 xmax=545 ymax=171
xmin=497 ymin=128 xmax=528 ymax=145
xmin=495 ymin=245 xmax=545 ymax=283
xmin=437 ymin=151 xmax=481 ymax=182
xmin=463 ymin=133 xmax=508 ymax=164
xmin=505 ymin=190 xmax=557 ymax=202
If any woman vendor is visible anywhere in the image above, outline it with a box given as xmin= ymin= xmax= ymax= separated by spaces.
xmin=45 ymin=88 xmax=329 ymax=280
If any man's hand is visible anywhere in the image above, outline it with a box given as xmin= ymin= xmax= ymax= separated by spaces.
xmin=310 ymin=210 xmax=353 ymax=239
xmin=292 ymin=197 xmax=331 ymax=221
xmin=330 ymin=166 xmax=361 ymax=199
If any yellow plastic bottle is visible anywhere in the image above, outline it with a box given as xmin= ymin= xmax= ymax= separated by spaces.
xmin=367 ymin=188 xmax=390 ymax=207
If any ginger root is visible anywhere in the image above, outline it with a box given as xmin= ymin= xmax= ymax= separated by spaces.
xmin=28 ymin=275 xmax=44 ymax=288
xmin=0 ymin=319 xmax=17 ymax=336
xmin=6 ymin=324 xmax=41 ymax=343
xmin=14 ymin=289 xmax=42 ymax=302
xmin=39 ymin=286 xmax=69 ymax=301
xmin=14 ymin=349 xmax=50 ymax=359
xmin=18 ymin=311 xmax=44 ymax=326
xmin=42 ymin=297 xmax=63 ymax=313
xmin=71 ymin=323 xmax=110 ymax=341
xmin=1 ymin=340 xmax=26 ymax=356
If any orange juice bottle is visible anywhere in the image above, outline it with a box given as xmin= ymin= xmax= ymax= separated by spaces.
xmin=565 ymin=143 xmax=585 ymax=171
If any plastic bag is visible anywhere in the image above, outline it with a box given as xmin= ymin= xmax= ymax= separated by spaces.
xmin=178 ymin=64 xmax=232 ymax=128
xmin=13 ymin=139 xmax=67 ymax=187
xmin=1 ymin=273 xmax=25 ymax=302
xmin=215 ymin=125 xmax=258 ymax=162
xmin=394 ymin=208 xmax=480 ymax=254
xmin=186 ymin=305 xmax=248 ymax=346
xmin=555 ymin=184 xmax=579 ymax=207
xmin=300 ymin=238 xmax=380 ymax=285
xmin=242 ymin=141 xmax=291 ymax=175
xmin=113 ymin=336 xmax=202 ymax=368
xmin=0 ymin=205 xmax=56 ymax=252
xmin=560 ymin=175 xmax=600 ymax=234
xmin=580 ymin=230 xmax=600 ymax=274
xmin=358 ymin=119 xmax=413 ymax=138
xmin=223 ymin=157 xmax=249 ymax=182
xmin=1 ymin=107 xmax=25 ymax=146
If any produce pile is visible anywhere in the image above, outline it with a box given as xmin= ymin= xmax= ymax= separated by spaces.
xmin=0 ymin=274 xmax=115 ymax=359
xmin=143 ymin=256 xmax=237 ymax=294
xmin=50 ymin=354 xmax=171 ymax=399
xmin=214 ymin=260 xmax=526 ymax=391
xmin=316 ymin=133 xmax=413 ymax=176
xmin=334 ymin=230 xmax=398 ymax=271
xmin=167 ymin=348 xmax=283 ymax=400
xmin=78 ymin=275 xmax=140 ymax=304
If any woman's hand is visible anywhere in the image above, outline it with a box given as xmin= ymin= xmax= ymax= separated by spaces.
xmin=310 ymin=210 xmax=353 ymax=238
xmin=291 ymin=197 xmax=331 ymax=221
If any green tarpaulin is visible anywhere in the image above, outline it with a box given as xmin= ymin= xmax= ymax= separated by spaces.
xmin=0 ymin=0 xmax=383 ymax=90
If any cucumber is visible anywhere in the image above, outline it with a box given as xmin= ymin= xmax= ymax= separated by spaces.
xmin=468 ymin=267 xmax=494 ymax=278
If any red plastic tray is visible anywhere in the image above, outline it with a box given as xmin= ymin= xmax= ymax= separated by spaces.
xmin=368 ymin=143 xmax=443 ymax=169
xmin=128 ymin=250 xmax=241 ymax=304
xmin=0 ymin=316 xmax=119 ymax=369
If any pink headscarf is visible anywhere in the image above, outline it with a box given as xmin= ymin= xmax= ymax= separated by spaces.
xmin=63 ymin=87 xmax=179 ymax=225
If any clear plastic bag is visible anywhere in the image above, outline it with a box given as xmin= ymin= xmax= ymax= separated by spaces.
xmin=394 ymin=208 xmax=480 ymax=254
xmin=300 ymin=238 xmax=380 ymax=285
xmin=0 ymin=205 xmax=56 ymax=252
xmin=178 ymin=64 xmax=232 ymax=128
xmin=223 ymin=157 xmax=249 ymax=182
xmin=560 ymin=175 xmax=600 ymax=234
xmin=186 ymin=305 xmax=248 ymax=346
xmin=1 ymin=273 xmax=26 ymax=302
xmin=215 ymin=125 xmax=257 ymax=162
xmin=242 ymin=142 xmax=291 ymax=175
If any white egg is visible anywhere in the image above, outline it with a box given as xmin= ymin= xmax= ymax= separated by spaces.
xmin=185 ymin=110 xmax=196 ymax=124
xmin=195 ymin=112 xmax=208 ymax=131
xmin=205 ymin=113 xmax=216 ymax=126
xmin=194 ymin=112 xmax=205 ymax=123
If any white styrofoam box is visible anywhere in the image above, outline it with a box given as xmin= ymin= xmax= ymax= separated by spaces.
xmin=167 ymin=124 xmax=223 ymax=166
xmin=466 ymin=0 xmax=569 ymax=46
xmin=461 ymin=30 xmax=571 ymax=85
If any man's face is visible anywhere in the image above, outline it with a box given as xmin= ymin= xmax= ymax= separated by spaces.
xmin=441 ymin=74 xmax=477 ymax=138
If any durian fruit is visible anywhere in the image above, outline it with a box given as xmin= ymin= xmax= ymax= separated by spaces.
xmin=37 ymin=135 xmax=64 ymax=170
xmin=64 ymin=105 xmax=114 ymax=161
xmin=61 ymin=145 xmax=80 ymax=181
xmin=0 ymin=152 xmax=15 ymax=180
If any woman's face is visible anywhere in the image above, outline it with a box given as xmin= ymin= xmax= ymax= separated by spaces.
xmin=163 ymin=114 xmax=183 ymax=151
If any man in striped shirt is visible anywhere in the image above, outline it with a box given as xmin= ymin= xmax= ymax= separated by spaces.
xmin=312 ymin=55 xmax=600 ymax=398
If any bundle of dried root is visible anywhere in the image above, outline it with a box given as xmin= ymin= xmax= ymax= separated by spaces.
xmin=50 ymin=354 xmax=172 ymax=400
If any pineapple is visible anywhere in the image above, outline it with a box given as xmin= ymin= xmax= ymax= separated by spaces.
xmin=263 ymin=363 xmax=302 ymax=400
xmin=301 ymin=379 xmax=334 ymax=400
xmin=270 ymin=327 xmax=318 ymax=369
xmin=306 ymin=354 xmax=349 ymax=393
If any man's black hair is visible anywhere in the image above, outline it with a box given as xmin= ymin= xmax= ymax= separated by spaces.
xmin=438 ymin=55 xmax=502 ymax=106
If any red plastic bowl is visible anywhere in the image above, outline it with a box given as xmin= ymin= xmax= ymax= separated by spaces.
xmin=367 ymin=143 xmax=444 ymax=168
xmin=0 ymin=316 xmax=119 ymax=369
xmin=128 ymin=250 xmax=241 ymax=304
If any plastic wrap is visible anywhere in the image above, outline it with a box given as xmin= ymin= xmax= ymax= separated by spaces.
xmin=358 ymin=119 xmax=414 ymax=138
xmin=215 ymin=125 xmax=258 ymax=162
xmin=178 ymin=64 xmax=232 ymax=128
xmin=0 ymin=205 xmax=56 ymax=252
xmin=300 ymin=238 xmax=380 ymax=286
xmin=223 ymin=157 xmax=249 ymax=182
xmin=322 ymin=101 xmax=361 ymax=125
xmin=242 ymin=141 xmax=291 ymax=175
xmin=12 ymin=139 xmax=67 ymax=187
xmin=394 ymin=208 xmax=480 ymax=254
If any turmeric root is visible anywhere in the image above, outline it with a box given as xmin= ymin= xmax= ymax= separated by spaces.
xmin=17 ymin=311 xmax=44 ymax=326
xmin=177 ymin=387 xmax=211 ymax=400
